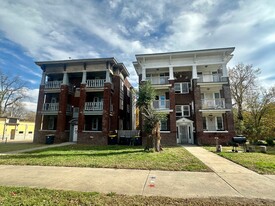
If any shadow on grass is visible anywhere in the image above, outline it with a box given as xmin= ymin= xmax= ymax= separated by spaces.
xmin=0 ymin=149 xmax=146 ymax=160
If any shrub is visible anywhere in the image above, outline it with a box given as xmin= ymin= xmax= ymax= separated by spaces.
xmin=266 ymin=137 xmax=275 ymax=146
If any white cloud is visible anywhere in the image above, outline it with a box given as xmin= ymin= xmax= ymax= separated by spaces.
xmin=0 ymin=0 xmax=275 ymax=89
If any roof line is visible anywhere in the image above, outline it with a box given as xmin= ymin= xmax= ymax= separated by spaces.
xmin=35 ymin=57 xmax=118 ymax=66
xmin=135 ymin=47 xmax=235 ymax=57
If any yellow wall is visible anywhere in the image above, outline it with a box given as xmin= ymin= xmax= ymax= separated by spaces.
xmin=0 ymin=118 xmax=35 ymax=141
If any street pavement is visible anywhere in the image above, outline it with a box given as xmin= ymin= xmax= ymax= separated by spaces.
xmin=0 ymin=144 xmax=274 ymax=200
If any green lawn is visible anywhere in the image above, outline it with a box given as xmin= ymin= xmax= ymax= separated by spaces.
xmin=0 ymin=143 xmax=44 ymax=153
xmin=206 ymin=146 xmax=275 ymax=175
xmin=0 ymin=145 xmax=211 ymax=172
xmin=1 ymin=186 xmax=274 ymax=206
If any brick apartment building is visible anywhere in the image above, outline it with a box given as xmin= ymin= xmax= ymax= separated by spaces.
xmin=34 ymin=58 xmax=135 ymax=145
xmin=133 ymin=47 xmax=235 ymax=145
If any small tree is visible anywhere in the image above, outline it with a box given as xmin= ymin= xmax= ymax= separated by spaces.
xmin=0 ymin=69 xmax=28 ymax=116
xmin=137 ymin=81 xmax=166 ymax=152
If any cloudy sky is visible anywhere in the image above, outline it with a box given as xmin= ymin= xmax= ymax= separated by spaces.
xmin=0 ymin=0 xmax=275 ymax=111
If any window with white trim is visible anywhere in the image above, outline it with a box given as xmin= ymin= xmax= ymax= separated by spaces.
xmin=216 ymin=116 xmax=223 ymax=130
xmin=174 ymin=82 xmax=189 ymax=94
xmin=160 ymin=119 xmax=168 ymax=131
xmin=120 ymin=79 xmax=124 ymax=110
xmin=175 ymin=105 xmax=190 ymax=117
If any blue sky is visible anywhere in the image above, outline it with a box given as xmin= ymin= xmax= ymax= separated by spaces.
xmin=0 ymin=0 xmax=275 ymax=111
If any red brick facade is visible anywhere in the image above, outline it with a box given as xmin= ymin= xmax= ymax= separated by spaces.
xmin=34 ymin=58 xmax=134 ymax=145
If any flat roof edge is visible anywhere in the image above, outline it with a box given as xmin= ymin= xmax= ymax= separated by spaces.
xmin=135 ymin=47 xmax=235 ymax=57
xmin=35 ymin=57 xmax=117 ymax=66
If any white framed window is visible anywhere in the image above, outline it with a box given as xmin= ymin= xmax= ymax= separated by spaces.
xmin=160 ymin=119 xmax=168 ymax=131
xmin=175 ymin=82 xmax=189 ymax=94
xmin=216 ymin=116 xmax=223 ymax=130
xmin=120 ymin=79 xmax=124 ymax=110
xmin=92 ymin=118 xmax=98 ymax=130
xmin=175 ymin=105 xmax=190 ymax=117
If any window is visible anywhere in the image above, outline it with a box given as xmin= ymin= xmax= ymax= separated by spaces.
xmin=120 ymin=80 xmax=124 ymax=110
xmin=92 ymin=118 xmax=98 ymax=130
xmin=160 ymin=119 xmax=168 ymax=131
xmin=28 ymin=131 xmax=33 ymax=134
xmin=216 ymin=116 xmax=223 ymax=130
xmin=175 ymin=82 xmax=189 ymax=94
xmin=203 ymin=117 xmax=207 ymax=130
xmin=19 ymin=131 xmax=24 ymax=134
xmin=175 ymin=105 xmax=190 ymax=117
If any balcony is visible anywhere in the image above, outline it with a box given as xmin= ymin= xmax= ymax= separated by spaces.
xmin=42 ymin=103 xmax=59 ymax=113
xmin=44 ymin=81 xmax=62 ymax=89
xmin=146 ymin=76 xmax=169 ymax=85
xmin=197 ymin=74 xmax=225 ymax=83
xmin=86 ymin=79 xmax=105 ymax=88
xmin=201 ymin=99 xmax=225 ymax=109
xmin=84 ymin=102 xmax=103 ymax=115
xmin=152 ymin=100 xmax=170 ymax=111
xmin=42 ymin=103 xmax=72 ymax=114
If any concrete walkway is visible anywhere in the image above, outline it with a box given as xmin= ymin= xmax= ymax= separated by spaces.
xmin=184 ymin=146 xmax=275 ymax=200
xmin=0 ymin=145 xmax=274 ymax=200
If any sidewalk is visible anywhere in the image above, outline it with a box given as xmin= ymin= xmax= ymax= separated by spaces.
xmin=183 ymin=146 xmax=275 ymax=200
xmin=0 ymin=146 xmax=274 ymax=200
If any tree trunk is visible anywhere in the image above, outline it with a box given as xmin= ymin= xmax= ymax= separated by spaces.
xmin=144 ymin=134 xmax=153 ymax=151
xmin=154 ymin=123 xmax=162 ymax=152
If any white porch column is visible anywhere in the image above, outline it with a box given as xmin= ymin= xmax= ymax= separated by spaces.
xmin=168 ymin=66 xmax=174 ymax=80
xmin=62 ymin=72 xmax=69 ymax=85
xmin=105 ymin=69 xmax=111 ymax=83
xmin=81 ymin=71 xmax=87 ymax=84
xmin=40 ymin=72 xmax=46 ymax=85
xmin=192 ymin=65 xmax=198 ymax=79
xmin=141 ymin=67 xmax=146 ymax=81
xmin=222 ymin=63 xmax=228 ymax=77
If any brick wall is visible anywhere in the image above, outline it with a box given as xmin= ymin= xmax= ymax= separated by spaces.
xmin=77 ymin=131 xmax=107 ymax=145
xmin=34 ymin=85 xmax=45 ymax=143
xmin=102 ymin=82 xmax=111 ymax=135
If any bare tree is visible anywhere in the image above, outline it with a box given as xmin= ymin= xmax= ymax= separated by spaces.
xmin=0 ymin=69 xmax=28 ymax=116
xmin=228 ymin=63 xmax=260 ymax=133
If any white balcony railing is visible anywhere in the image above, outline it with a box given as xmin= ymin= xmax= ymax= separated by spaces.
xmin=42 ymin=103 xmax=59 ymax=112
xmin=197 ymin=74 xmax=223 ymax=83
xmin=85 ymin=102 xmax=103 ymax=111
xmin=86 ymin=79 xmax=105 ymax=88
xmin=146 ymin=76 xmax=169 ymax=85
xmin=152 ymin=100 xmax=170 ymax=110
xmin=201 ymin=99 xmax=225 ymax=109
xmin=45 ymin=81 xmax=62 ymax=89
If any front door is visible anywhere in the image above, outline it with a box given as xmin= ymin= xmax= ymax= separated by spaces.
xmin=73 ymin=125 xmax=78 ymax=142
xmin=179 ymin=125 xmax=188 ymax=144
xmin=10 ymin=129 xmax=15 ymax=140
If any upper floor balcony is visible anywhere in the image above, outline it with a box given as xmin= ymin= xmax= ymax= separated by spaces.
xmin=44 ymin=81 xmax=73 ymax=93
xmin=152 ymin=100 xmax=171 ymax=112
xmin=201 ymin=99 xmax=225 ymax=109
xmin=84 ymin=101 xmax=103 ymax=115
xmin=146 ymin=76 xmax=169 ymax=85
xmin=45 ymin=81 xmax=62 ymax=89
xmin=86 ymin=79 xmax=106 ymax=88
xmin=42 ymin=103 xmax=72 ymax=114
xmin=197 ymin=74 xmax=227 ymax=84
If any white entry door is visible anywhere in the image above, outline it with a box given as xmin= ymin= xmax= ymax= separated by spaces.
xmin=179 ymin=125 xmax=188 ymax=144
xmin=73 ymin=125 xmax=78 ymax=142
